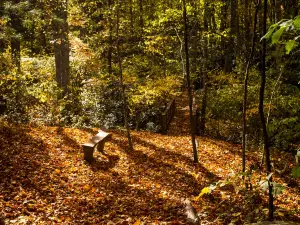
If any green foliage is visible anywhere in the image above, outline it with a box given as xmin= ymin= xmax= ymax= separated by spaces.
xmin=199 ymin=70 xmax=261 ymax=143
xmin=271 ymin=26 xmax=286 ymax=45
xmin=130 ymin=75 xmax=179 ymax=107
xmin=292 ymin=165 xmax=300 ymax=178
xmin=0 ymin=50 xmax=65 ymax=124
xmin=267 ymin=83 xmax=300 ymax=150
xmin=291 ymin=150 xmax=300 ymax=178
xmin=258 ymin=177 xmax=286 ymax=196
xmin=293 ymin=16 xmax=300 ymax=29
xmin=263 ymin=17 xmax=300 ymax=55
xmin=285 ymin=40 xmax=297 ymax=54
xmin=127 ymin=75 xmax=180 ymax=131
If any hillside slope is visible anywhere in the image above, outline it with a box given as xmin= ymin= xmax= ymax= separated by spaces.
xmin=0 ymin=94 xmax=299 ymax=224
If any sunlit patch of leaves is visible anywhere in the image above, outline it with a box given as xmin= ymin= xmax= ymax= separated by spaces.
xmin=0 ymin=94 xmax=299 ymax=224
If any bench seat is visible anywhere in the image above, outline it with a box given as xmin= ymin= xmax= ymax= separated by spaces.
xmin=82 ymin=130 xmax=111 ymax=162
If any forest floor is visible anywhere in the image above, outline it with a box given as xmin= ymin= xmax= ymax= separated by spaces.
xmin=0 ymin=93 xmax=299 ymax=225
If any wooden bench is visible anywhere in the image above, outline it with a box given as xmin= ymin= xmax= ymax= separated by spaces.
xmin=82 ymin=130 xmax=112 ymax=162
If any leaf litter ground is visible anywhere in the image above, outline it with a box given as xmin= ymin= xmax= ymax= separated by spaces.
xmin=0 ymin=94 xmax=299 ymax=224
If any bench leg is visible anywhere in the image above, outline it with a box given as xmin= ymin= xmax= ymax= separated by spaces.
xmin=97 ymin=141 xmax=105 ymax=153
xmin=83 ymin=145 xmax=94 ymax=162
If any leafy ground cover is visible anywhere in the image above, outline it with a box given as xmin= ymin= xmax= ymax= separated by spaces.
xmin=0 ymin=94 xmax=299 ymax=224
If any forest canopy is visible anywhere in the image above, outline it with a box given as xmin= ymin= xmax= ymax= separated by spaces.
xmin=0 ymin=0 xmax=300 ymax=224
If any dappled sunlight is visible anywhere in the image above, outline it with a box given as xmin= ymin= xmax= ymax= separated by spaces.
xmin=0 ymin=94 xmax=299 ymax=224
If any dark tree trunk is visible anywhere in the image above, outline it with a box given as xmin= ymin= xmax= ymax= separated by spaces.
xmin=244 ymin=0 xmax=250 ymax=54
xmin=117 ymin=0 xmax=133 ymax=150
xmin=39 ymin=2 xmax=49 ymax=54
xmin=183 ymin=0 xmax=198 ymax=163
xmin=108 ymin=0 xmax=113 ymax=75
xmin=283 ymin=0 xmax=298 ymax=18
xmin=242 ymin=0 xmax=260 ymax=174
xmin=10 ymin=0 xmax=22 ymax=71
xmin=260 ymin=0 xmax=274 ymax=220
xmin=275 ymin=0 xmax=282 ymax=22
xmin=220 ymin=0 xmax=228 ymax=69
xmin=225 ymin=0 xmax=237 ymax=73
xmin=139 ymin=0 xmax=144 ymax=32
xmin=235 ymin=0 xmax=241 ymax=59
xmin=224 ymin=5 xmax=232 ymax=72
xmin=11 ymin=38 xmax=21 ymax=71
xmin=53 ymin=0 xmax=70 ymax=97
xmin=129 ymin=0 xmax=134 ymax=33
xmin=199 ymin=0 xmax=209 ymax=136
xmin=0 ymin=2 xmax=5 ymax=53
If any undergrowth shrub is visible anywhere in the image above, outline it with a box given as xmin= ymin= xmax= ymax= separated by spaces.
xmin=198 ymin=69 xmax=300 ymax=151
xmin=128 ymin=74 xmax=180 ymax=131
xmin=0 ymin=51 xmax=62 ymax=124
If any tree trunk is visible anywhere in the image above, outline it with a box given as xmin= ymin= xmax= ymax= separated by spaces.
xmin=224 ymin=4 xmax=232 ymax=72
xmin=244 ymin=0 xmax=250 ymax=55
xmin=183 ymin=0 xmax=198 ymax=163
xmin=139 ymin=0 xmax=144 ymax=33
xmin=235 ymin=0 xmax=241 ymax=59
xmin=199 ymin=0 xmax=209 ymax=136
xmin=260 ymin=0 xmax=274 ymax=220
xmin=220 ymin=0 xmax=228 ymax=70
xmin=129 ymin=0 xmax=134 ymax=33
xmin=10 ymin=1 xmax=22 ymax=71
xmin=108 ymin=0 xmax=113 ymax=75
xmin=225 ymin=0 xmax=237 ymax=73
xmin=117 ymin=0 xmax=133 ymax=150
xmin=275 ymin=0 xmax=282 ymax=22
xmin=53 ymin=0 xmax=70 ymax=97
xmin=11 ymin=38 xmax=21 ymax=72
xmin=242 ymin=0 xmax=260 ymax=174
xmin=0 ymin=2 xmax=5 ymax=53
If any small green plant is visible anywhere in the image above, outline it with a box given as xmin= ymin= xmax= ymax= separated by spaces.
xmin=258 ymin=173 xmax=285 ymax=196
xmin=292 ymin=149 xmax=300 ymax=178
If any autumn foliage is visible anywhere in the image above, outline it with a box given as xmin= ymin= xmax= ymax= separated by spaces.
xmin=0 ymin=95 xmax=299 ymax=224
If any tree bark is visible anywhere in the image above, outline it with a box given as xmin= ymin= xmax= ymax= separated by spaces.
xmin=183 ymin=0 xmax=198 ymax=163
xmin=275 ymin=0 xmax=282 ymax=22
xmin=11 ymin=38 xmax=21 ymax=72
xmin=260 ymin=0 xmax=274 ymax=220
xmin=139 ymin=0 xmax=144 ymax=33
xmin=225 ymin=0 xmax=237 ymax=73
xmin=244 ymin=0 xmax=250 ymax=54
xmin=199 ymin=0 xmax=209 ymax=136
xmin=220 ymin=0 xmax=228 ymax=70
xmin=117 ymin=0 xmax=133 ymax=151
xmin=129 ymin=0 xmax=134 ymax=33
xmin=242 ymin=0 xmax=260 ymax=175
xmin=53 ymin=0 xmax=70 ymax=97
xmin=0 ymin=1 xmax=6 ymax=53
xmin=10 ymin=0 xmax=22 ymax=71
xmin=108 ymin=0 xmax=113 ymax=75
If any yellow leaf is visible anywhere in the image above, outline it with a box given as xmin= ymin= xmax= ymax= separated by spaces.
xmin=277 ymin=211 xmax=285 ymax=217
xmin=70 ymin=167 xmax=77 ymax=172
xmin=28 ymin=203 xmax=35 ymax=209
xmin=233 ymin=212 xmax=241 ymax=217
xmin=55 ymin=169 xmax=61 ymax=174
xmin=133 ymin=219 xmax=141 ymax=225
xmin=195 ymin=187 xmax=210 ymax=201
xmin=83 ymin=184 xmax=90 ymax=191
